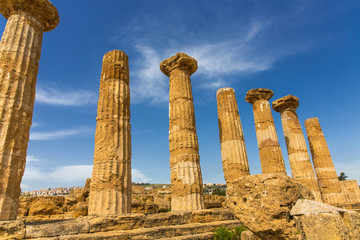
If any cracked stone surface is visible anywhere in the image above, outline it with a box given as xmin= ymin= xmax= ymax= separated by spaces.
xmin=160 ymin=53 xmax=204 ymax=211
xmin=0 ymin=0 xmax=58 ymax=220
xmin=88 ymin=50 xmax=132 ymax=215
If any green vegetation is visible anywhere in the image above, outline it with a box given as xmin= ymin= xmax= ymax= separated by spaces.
xmin=212 ymin=187 xmax=226 ymax=196
xmin=213 ymin=225 xmax=247 ymax=240
xmin=338 ymin=172 xmax=348 ymax=181
xmin=203 ymin=184 xmax=226 ymax=195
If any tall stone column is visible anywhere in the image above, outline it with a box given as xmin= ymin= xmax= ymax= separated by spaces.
xmin=89 ymin=50 xmax=132 ymax=215
xmin=245 ymin=88 xmax=286 ymax=174
xmin=272 ymin=95 xmax=322 ymax=201
xmin=160 ymin=53 xmax=204 ymax=211
xmin=305 ymin=118 xmax=345 ymax=205
xmin=216 ymin=87 xmax=249 ymax=184
xmin=0 ymin=0 xmax=59 ymax=220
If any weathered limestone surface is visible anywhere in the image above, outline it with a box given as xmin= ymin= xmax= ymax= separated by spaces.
xmin=0 ymin=0 xmax=59 ymax=220
xmin=241 ymin=230 xmax=261 ymax=240
xmin=2 ymin=209 xmax=238 ymax=239
xmin=291 ymin=199 xmax=360 ymax=240
xmin=89 ymin=50 xmax=132 ymax=215
xmin=216 ymin=87 xmax=249 ymax=184
xmin=226 ymin=173 xmax=314 ymax=240
xmin=245 ymin=88 xmax=286 ymax=174
xmin=305 ymin=118 xmax=345 ymax=205
xmin=340 ymin=180 xmax=360 ymax=208
xmin=272 ymin=95 xmax=322 ymax=202
xmin=0 ymin=220 xmax=25 ymax=240
xmin=160 ymin=53 xmax=204 ymax=211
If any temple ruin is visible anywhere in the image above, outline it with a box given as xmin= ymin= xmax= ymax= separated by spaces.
xmin=245 ymin=88 xmax=287 ymax=174
xmin=216 ymin=87 xmax=250 ymax=184
xmin=0 ymin=0 xmax=59 ymax=220
xmin=160 ymin=53 xmax=204 ymax=211
xmin=88 ymin=50 xmax=132 ymax=215
xmin=0 ymin=3 xmax=359 ymax=235
xmin=272 ymin=95 xmax=322 ymax=202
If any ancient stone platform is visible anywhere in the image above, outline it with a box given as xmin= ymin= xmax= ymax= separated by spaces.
xmin=0 ymin=209 xmax=241 ymax=240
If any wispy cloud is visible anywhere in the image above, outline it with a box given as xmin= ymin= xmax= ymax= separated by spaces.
xmin=131 ymin=45 xmax=169 ymax=104
xmin=132 ymin=169 xmax=151 ymax=183
xmin=30 ymin=122 xmax=41 ymax=129
xmin=47 ymin=165 xmax=93 ymax=182
xmin=23 ymin=162 xmax=92 ymax=183
xmin=22 ymin=156 xmax=151 ymax=190
xmin=26 ymin=156 xmax=40 ymax=163
xmin=36 ymin=86 xmax=97 ymax=106
xmin=127 ymin=17 xmax=312 ymax=104
xmin=30 ymin=127 xmax=92 ymax=140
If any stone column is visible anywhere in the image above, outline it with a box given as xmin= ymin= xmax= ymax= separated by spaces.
xmin=245 ymin=88 xmax=286 ymax=174
xmin=88 ymin=50 xmax=132 ymax=215
xmin=0 ymin=0 xmax=59 ymax=220
xmin=272 ymin=95 xmax=322 ymax=201
xmin=160 ymin=52 xmax=204 ymax=211
xmin=305 ymin=118 xmax=345 ymax=205
xmin=216 ymin=87 xmax=249 ymax=184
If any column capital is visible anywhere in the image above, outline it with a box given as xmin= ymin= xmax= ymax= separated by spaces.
xmin=160 ymin=52 xmax=198 ymax=77
xmin=305 ymin=117 xmax=321 ymax=138
xmin=245 ymin=88 xmax=273 ymax=104
xmin=216 ymin=87 xmax=235 ymax=97
xmin=0 ymin=0 xmax=59 ymax=32
xmin=272 ymin=95 xmax=299 ymax=113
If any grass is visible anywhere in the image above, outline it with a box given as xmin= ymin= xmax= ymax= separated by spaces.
xmin=213 ymin=225 xmax=248 ymax=240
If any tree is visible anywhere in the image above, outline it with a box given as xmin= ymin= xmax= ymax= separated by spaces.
xmin=212 ymin=187 xmax=226 ymax=196
xmin=338 ymin=172 xmax=348 ymax=181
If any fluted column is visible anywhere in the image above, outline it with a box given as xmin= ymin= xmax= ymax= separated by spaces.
xmin=245 ymin=88 xmax=286 ymax=174
xmin=89 ymin=50 xmax=132 ymax=215
xmin=0 ymin=0 xmax=59 ymax=220
xmin=305 ymin=118 xmax=345 ymax=205
xmin=160 ymin=52 xmax=204 ymax=211
xmin=272 ymin=95 xmax=322 ymax=201
xmin=216 ymin=87 xmax=249 ymax=184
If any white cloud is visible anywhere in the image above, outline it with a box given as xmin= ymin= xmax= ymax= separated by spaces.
xmin=21 ymin=183 xmax=30 ymax=191
xmin=129 ymin=20 xmax=311 ymax=104
xmin=48 ymin=165 xmax=93 ymax=182
xmin=26 ymin=156 xmax=40 ymax=163
xmin=132 ymin=169 xmax=151 ymax=183
xmin=22 ymin=157 xmax=151 ymax=190
xmin=22 ymin=166 xmax=46 ymax=180
xmin=30 ymin=122 xmax=41 ymax=128
xmin=36 ymin=86 xmax=97 ymax=106
xmin=185 ymin=21 xmax=271 ymax=77
xmin=30 ymin=127 xmax=92 ymax=140
xmin=22 ymin=164 xmax=92 ymax=185
xmin=131 ymin=45 xmax=169 ymax=104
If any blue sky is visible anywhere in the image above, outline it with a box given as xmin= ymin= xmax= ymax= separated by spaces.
xmin=1 ymin=0 xmax=359 ymax=191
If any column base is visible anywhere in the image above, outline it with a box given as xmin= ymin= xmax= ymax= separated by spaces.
xmin=171 ymin=193 xmax=204 ymax=211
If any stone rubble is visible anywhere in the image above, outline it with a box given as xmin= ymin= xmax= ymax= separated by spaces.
xmin=226 ymin=173 xmax=314 ymax=240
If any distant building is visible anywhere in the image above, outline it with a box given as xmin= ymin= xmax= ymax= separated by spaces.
xmin=21 ymin=186 xmax=83 ymax=196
